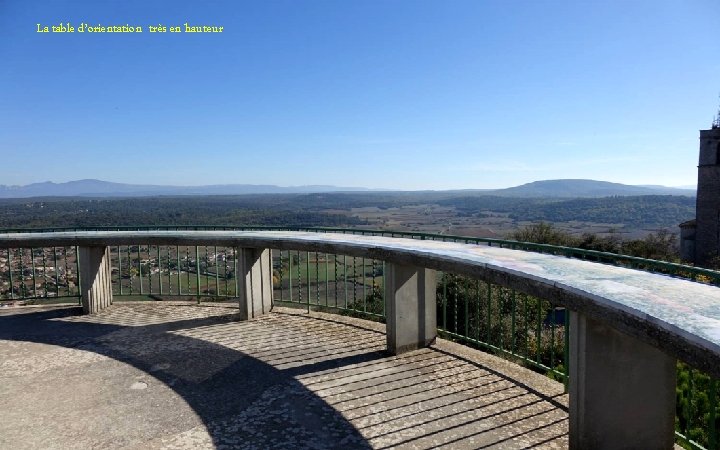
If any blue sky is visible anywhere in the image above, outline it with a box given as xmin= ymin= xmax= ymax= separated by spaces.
xmin=2 ymin=0 xmax=719 ymax=190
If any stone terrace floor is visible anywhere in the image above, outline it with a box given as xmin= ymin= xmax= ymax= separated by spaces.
xmin=0 ymin=302 xmax=568 ymax=449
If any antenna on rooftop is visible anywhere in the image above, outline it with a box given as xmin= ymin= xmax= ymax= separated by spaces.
xmin=713 ymin=93 xmax=720 ymax=129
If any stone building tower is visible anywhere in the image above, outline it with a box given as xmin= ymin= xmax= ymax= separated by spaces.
xmin=686 ymin=110 xmax=720 ymax=266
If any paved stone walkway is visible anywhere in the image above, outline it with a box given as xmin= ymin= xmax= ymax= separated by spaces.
xmin=0 ymin=302 xmax=568 ymax=449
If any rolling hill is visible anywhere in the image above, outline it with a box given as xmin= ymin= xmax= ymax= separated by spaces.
xmin=491 ymin=179 xmax=695 ymax=197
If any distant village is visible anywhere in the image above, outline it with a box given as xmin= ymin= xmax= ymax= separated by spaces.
xmin=0 ymin=246 xmax=237 ymax=302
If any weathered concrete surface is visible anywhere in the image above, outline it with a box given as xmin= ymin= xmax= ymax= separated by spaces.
xmin=569 ymin=312 xmax=676 ymax=449
xmin=78 ymin=245 xmax=113 ymax=314
xmin=1 ymin=230 xmax=719 ymax=376
xmin=235 ymin=248 xmax=272 ymax=321
xmin=384 ymin=264 xmax=437 ymax=355
xmin=0 ymin=302 xmax=568 ymax=449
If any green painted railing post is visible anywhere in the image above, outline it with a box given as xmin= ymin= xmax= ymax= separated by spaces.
xmin=564 ymin=309 xmax=570 ymax=392
xmin=75 ymin=246 xmax=81 ymax=303
xmin=54 ymin=247 xmax=60 ymax=297
xmin=158 ymin=246 xmax=163 ymax=295
xmin=138 ymin=245 xmax=143 ymax=295
xmin=176 ymin=246 xmax=182 ymax=295
xmin=7 ymin=249 xmax=13 ymax=299
xmin=288 ymin=250 xmax=293 ymax=302
xmin=195 ymin=246 xmax=201 ymax=304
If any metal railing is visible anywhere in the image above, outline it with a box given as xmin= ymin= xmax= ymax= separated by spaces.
xmin=2 ymin=225 xmax=717 ymax=285
xmin=0 ymin=226 xmax=717 ymax=449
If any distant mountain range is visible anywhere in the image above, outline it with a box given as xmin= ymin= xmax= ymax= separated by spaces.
xmin=0 ymin=178 xmax=696 ymax=199
xmin=0 ymin=179 xmax=374 ymax=198
xmin=490 ymin=179 xmax=696 ymax=197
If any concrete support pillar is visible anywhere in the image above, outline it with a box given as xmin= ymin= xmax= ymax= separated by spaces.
xmin=569 ymin=311 xmax=676 ymax=449
xmin=236 ymin=248 xmax=273 ymax=320
xmin=78 ymin=245 xmax=113 ymax=314
xmin=384 ymin=263 xmax=437 ymax=355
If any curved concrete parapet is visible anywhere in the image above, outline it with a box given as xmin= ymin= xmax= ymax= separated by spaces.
xmin=1 ymin=230 xmax=718 ymax=374
xmin=1 ymin=229 xmax=718 ymax=449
